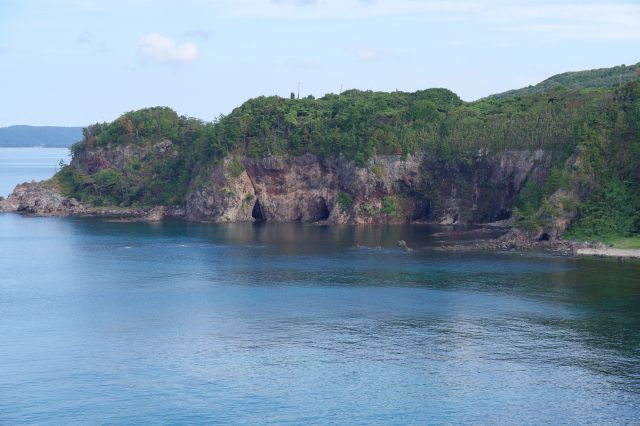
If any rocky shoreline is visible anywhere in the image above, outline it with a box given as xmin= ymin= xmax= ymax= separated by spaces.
xmin=0 ymin=182 xmax=181 ymax=221
xmin=434 ymin=229 xmax=640 ymax=260
xmin=3 ymin=180 xmax=636 ymax=259
xmin=436 ymin=231 xmax=582 ymax=256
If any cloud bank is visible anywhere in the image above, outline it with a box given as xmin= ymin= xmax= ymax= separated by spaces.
xmin=138 ymin=33 xmax=198 ymax=66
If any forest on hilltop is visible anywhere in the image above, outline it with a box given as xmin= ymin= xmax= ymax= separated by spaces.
xmin=488 ymin=62 xmax=640 ymax=99
xmin=56 ymin=63 xmax=640 ymax=244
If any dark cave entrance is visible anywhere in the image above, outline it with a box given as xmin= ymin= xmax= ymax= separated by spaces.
xmin=252 ymin=198 xmax=266 ymax=222
xmin=316 ymin=197 xmax=330 ymax=221
xmin=411 ymin=199 xmax=431 ymax=221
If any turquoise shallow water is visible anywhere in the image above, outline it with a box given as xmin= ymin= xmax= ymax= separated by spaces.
xmin=1 ymin=149 xmax=639 ymax=424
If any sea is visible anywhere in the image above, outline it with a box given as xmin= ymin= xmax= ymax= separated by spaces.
xmin=0 ymin=147 xmax=71 ymax=197
xmin=1 ymin=147 xmax=639 ymax=424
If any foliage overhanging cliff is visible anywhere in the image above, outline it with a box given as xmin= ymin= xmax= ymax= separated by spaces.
xmin=53 ymin=63 xmax=640 ymax=240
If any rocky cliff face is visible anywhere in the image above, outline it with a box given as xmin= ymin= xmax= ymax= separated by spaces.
xmin=186 ymin=154 xmax=338 ymax=223
xmin=184 ymin=150 xmax=550 ymax=225
xmin=2 ymin=148 xmax=552 ymax=227
xmin=0 ymin=182 xmax=82 ymax=216
xmin=70 ymin=138 xmax=177 ymax=174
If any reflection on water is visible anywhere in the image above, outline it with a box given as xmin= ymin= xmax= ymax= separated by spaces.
xmin=0 ymin=215 xmax=639 ymax=424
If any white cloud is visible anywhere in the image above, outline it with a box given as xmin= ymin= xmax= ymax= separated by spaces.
xmin=138 ymin=33 xmax=198 ymax=67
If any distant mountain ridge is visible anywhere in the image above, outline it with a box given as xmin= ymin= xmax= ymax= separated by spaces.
xmin=488 ymin=62 xmax=640 ymax=99
xmin=0 ymin=125 xmax=83 ymax=147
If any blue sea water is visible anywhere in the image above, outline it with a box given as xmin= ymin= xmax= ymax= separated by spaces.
xmin=1 ymin=149 xmax=639 ymax=424
xmin=0 ymin=147 xmax=71 ymax=196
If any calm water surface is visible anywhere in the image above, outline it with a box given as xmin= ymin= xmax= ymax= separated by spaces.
xmin=1 ymin=150 xmax=639 ymax=424
xmin=0 ymin=147 xmax=70 ymax=196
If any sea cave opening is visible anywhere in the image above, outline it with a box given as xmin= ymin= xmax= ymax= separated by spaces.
xmin=316 ymin=197 xmax=330 ymax=221
xmin=252 ymin=198 xmax=266 ymax=222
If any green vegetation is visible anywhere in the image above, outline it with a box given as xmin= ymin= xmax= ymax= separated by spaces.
xmin=213 ymin=87 xmax=606 ymax=164
xmin=561 ymin=78 xmax=640 ymax=243
xmin=228 ymin=157 xmax=244 ymax=178
xmin=506 ymin=75 xmax=640 ymax=246
xmin=566 ymin=179 xmax=640 ymax=242
xmin=57 ymin=107 xmax=208 ymax=207
xmin=336 ymin=192 xmax=353 ymax=211
xmin=513 ymin=166 xmax=567 ymax=230
xmin=490 ymin=62 xmax=640 ymax=100
xmin=381 ymin=196 xmax=399 ymax=216
xmin=599 ymin=236 xmax=640 ymax=249
xmin=52 ymin=63 xmax=640 ymax=244
xmin=352 ymin=196 xmax=400 ymax=217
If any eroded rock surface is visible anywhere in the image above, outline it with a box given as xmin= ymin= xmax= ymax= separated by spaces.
xmin=3 ymin=150 xmax=552 ymax=228
xmin=184 ymin=151 xmax=550 ymax=225
xmin=0 ymin=182 xmax=173 ymax=221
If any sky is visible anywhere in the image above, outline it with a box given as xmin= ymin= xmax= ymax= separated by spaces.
xmin=1 ymin=0 xmax=639 ymax=127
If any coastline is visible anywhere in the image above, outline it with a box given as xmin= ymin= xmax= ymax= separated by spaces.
xmin=3 ymin=181 xmax=640 ymax=260
xmin=438 ymin=238 xmax=640 ymax=260
xmin=575 ymin=247 xmax=640 ymax=259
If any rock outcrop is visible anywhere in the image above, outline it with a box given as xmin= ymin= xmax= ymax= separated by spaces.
xmin=0 ymin=182 xmax=174 ymax=221
xmin=70 ymin=138 xmax=178 ymax=174
xmin=1 ymin=182 xmax=82 ymax=216
xmin=2 ymin=150 xmax=552 ymax=228
xmin=184 ymin=150 xmax=550 ymax=225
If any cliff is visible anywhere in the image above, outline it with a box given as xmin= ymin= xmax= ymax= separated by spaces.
xmin=2 ymin=65 xmax=639 ymax=245
xmin=185 ymin=150 xmax=549 ymax=225
xmin=2 ymin=148 xmax=551 ymax=227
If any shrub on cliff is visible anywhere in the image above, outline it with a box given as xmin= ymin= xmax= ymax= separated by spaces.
xmin=336 ymin=192 xmax=353 ymax=211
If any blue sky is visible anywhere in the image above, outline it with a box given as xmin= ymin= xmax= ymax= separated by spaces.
xmin=1 ymin=0 xmax=638 ymax=126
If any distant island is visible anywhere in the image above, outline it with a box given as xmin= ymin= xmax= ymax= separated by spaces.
xmin=2 ymin=61 xmax=639 ymax=252
xmin=0 ymin=125 xmax=83 ymax=148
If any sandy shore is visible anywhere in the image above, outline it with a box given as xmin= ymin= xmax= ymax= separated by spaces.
xmin=576 ymin=247 xmax=640 ymax=259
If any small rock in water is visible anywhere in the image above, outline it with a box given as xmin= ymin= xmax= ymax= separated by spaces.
xmin=397 ymin=240 xmax=413 ymax=252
